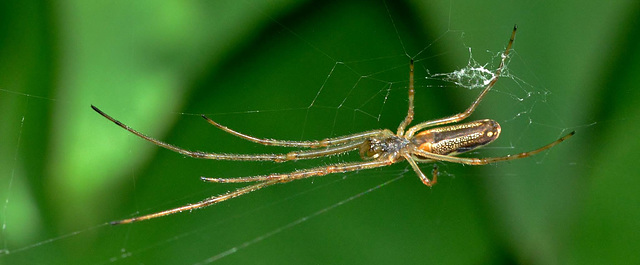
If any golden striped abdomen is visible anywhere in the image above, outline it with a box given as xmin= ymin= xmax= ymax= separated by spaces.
xmin=411 ymin=119 xmax=501 ymax=156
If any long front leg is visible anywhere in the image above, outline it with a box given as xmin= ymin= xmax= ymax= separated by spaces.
xmin=202 ymin=115 xmax=393 ymax=148
xmin=110 ymin=180 xmax=280 ymax=224
xmin=92 ymin=105 xmax=361 ymax=162
xmin=202 ymin=160 xmax=394 ymax=183
xmin=112 ymin=160 xmax=394 ymax=224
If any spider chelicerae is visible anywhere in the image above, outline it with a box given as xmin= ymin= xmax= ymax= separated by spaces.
xmin=92 ymin=25 xmax=574 ymax=225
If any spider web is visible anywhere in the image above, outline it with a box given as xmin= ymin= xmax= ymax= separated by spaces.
xmin=0 ymin=0 xmax=585 ymax=264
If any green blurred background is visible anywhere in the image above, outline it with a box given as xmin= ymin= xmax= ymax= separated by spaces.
xmin=1 ymin=0 xmax=638 ymax=264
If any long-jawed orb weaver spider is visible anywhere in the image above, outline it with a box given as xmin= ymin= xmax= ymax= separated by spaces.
xmin=92 ymin=25 xmax=574 ymax=225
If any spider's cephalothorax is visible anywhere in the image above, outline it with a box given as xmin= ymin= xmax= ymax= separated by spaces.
xmin=359 ymin=134 xmax=409 ymax=161
xmin=92 ymin=25 xmax=575 ymax=225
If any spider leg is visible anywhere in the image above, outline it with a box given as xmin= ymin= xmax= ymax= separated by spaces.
xmin=403 ymin=154 xmax=436 ymax=186
xmin=405 ymin=25 xmax=517 ymax=138
xmin=285 ymin=141 xmax=363 ymax=160
xmin=412 ymin=131 xmax=574 ymax=165
xmin=396 ymin=59 xmax=415 ymax=136
xmin=110 ymin=179 xmax=279 ymax=225
xmin=202 ymin=115 xmax=393 ymax=148
xmin=92 ymin=105 xmax=362 ymax=162
xmin=201 ymin=160 xmax=394 ymax=183
xmin=112 ymin=160 xmax=393 ymax=224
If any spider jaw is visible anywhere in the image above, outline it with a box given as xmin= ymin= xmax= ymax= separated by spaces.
xmin=359 ymin=138 xmax=382 ymax=160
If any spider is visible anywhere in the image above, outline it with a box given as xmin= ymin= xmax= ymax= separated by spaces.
xmin=92 ymin=25 xmax=574 ymax=225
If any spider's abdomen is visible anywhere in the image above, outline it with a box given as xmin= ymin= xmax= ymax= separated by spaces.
xmin=412 ymin=119 xmax=501 ymax=156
